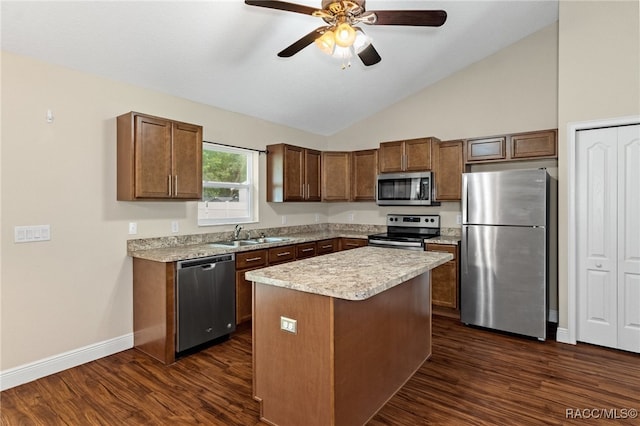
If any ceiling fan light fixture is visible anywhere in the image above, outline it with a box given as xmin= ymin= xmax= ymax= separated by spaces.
xmin=334 ymin=22 xmax=356 ymax=47
xmin=352 ymin=29 xmax=371 ymax=54
xmin=315 ymin=30 xmax=336 ymax=55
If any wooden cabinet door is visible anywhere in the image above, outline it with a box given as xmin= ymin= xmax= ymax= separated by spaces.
xmin=236 ymin=268 xmax=255 ymax=325
xmin=351 ymin=149 xmax=378 ymax=201
xmin=304 ymin=149 xmax=322 ymax=201
xmin=134 ymin=114 xmax=173 ymax=199
xmin=433 ymin=140 xmax=463 ymax=201
xmin=510 ymin=130 xmax=557 ymax=159
xmin=426 ymin=244 xmax=459 ymax=311
xmin=340 ymin=238 xmax=368 ymax=250
xmin=404 ymin=138 xmax=432 ymax=171
xmin=465 ymin=137 xmax=506 ymax=162
xmin=172 ymin=122 xmax=203 ymax=199
xmin=322 ymin=152 xmax=351 ymax=201
xmin=296 ymin=242 xmax=317 ymax=259
xmin=317 ymin=238 xmax=338 ymax=255
xmin=268 ymin=245 xmax=296 ymax=265
xmin=378 ymin=141 xmax=404 ymax=173
xmin=284 ymin=145 xmax=305 ymax=201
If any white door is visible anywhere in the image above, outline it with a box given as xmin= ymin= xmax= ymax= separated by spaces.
xmin=577 ymin=124 xmax=640 ymax=353
xmin=617 ymin=125 xmax=640 ymax=352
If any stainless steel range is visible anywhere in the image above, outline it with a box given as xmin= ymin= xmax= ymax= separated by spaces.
xmin=368 ymin=214 xmax=440 ymax=251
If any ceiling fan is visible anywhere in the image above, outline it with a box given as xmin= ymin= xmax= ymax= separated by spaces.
xmin=244 ymin=0 xmax=447 ymax=67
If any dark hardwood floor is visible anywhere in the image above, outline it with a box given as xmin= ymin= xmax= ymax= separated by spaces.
xmin=2 ymin=316 xmax=638 ymax=425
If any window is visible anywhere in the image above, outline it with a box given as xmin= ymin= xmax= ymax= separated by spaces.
xmin=198 ymin=143 xmax=258 ymax=226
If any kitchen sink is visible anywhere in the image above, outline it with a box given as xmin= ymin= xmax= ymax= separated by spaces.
xmin=209 ymin=237 xmax=290 ymax=248
xmin=251 ymin=237 xmax=290 ymax=243
xmin=209 ymin=240 xmax=260 ymax=248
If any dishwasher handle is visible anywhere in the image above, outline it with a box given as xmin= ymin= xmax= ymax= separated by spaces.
xmin=177 ymin=254 xmax=235 ymax=269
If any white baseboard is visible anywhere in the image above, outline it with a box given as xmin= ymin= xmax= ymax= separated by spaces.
xmin=556 ymin=327 xmax=575 ymax=345
xmin=0 ymin=333 xmax=133 ymax=391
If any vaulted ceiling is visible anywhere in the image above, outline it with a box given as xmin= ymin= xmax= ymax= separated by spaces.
xmin=1 ymin=1 xmax=558 ymax=135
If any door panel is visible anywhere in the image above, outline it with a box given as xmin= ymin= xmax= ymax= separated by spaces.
xmin=577 ymin=124 xmax=640 ymax=353
xmin=617 ymin=125 xmax=640 ymax=352
xmin=463 ymin=169 xmax=547 ymax=226
xmin=461 ymin=225 xmax=547 ymax=339
xmin=577 ymin=127 xmax=618 ymax=347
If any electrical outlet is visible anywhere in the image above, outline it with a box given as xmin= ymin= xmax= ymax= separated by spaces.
xmin=348 ymin=213 xmax=354 ymax=223
xmin=171 ymin=221 xmax=179 ymax=233
xmin=457 ymin=214 xmax=462 ymax=225
xmin=315 ymin=213 xmax=320 ymax=223
xmin=128 ymin=222 xmax=137 ymax=235
xmin=280 ymin=316 xmax=297 ymax=334
xmin=281 ymin=215 xmax=287 ymax=225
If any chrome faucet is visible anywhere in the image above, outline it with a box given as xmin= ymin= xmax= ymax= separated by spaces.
xmin=233 ymin=224 xmax=243 ymax=240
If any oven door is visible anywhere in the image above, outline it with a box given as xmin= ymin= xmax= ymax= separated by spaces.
xmin=368 ymin=237 xmax=425 ymax=251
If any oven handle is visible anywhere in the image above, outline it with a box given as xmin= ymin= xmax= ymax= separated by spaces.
xmin=368 ymin=239 xmax=424 ymax=249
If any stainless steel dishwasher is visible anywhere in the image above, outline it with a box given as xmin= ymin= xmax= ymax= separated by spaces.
xmin=176 ymin=254 xmax=236 ymax=353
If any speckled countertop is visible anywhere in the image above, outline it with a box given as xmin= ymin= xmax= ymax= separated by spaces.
xmin=126 ymin=223 xmax=462 ymax=262
xmin=425 ymin=235 xmax=461 ymax=245
xmin=128 ymin=230 xmax=373 ymax=263
xmin=246 ymin=246 xmax=452 ymax=301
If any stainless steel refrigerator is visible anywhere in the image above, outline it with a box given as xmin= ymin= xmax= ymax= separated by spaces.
xmin=461 ymin=168 xmax=555 ymax=340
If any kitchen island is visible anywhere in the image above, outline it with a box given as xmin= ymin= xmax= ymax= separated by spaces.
xmin=246 ymin=246 xmax=452 ymax=426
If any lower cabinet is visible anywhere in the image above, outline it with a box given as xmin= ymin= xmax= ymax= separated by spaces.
xmin=296 ymin=242 xmax=318 ymax=259
xmin=235 ymin=250 xmax=268 ymax=325
xmin=340 ymin=237 xmax=368 ymax=250
xmin=317 ymin=238 xmax=338 ymax=255
xmin=235 ymin=237 xmax=360 ymax=325
xmin=426 ymin=243 xmax=460 ymax=317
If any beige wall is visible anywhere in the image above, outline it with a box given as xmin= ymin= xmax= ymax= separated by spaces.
xmin=557 ymin=0 xmax=640 ymax=328
xmin=0 ymin=52 xmax=325 ymax=370
xmin=326 ymin=23 xmax=559 ymax=229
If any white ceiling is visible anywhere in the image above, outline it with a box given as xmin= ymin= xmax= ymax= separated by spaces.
xmin=1 ymin=0 xmax=558 ymax=136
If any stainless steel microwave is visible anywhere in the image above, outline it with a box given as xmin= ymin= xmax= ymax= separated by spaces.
xmin=376 ymin=171 xmax=432 ymax=206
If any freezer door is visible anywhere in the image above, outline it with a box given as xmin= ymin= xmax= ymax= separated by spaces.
xmin=463 ymin=169 xmax=548 ymax=226
xmin=461 ymin=225 xmax=547 ymax=339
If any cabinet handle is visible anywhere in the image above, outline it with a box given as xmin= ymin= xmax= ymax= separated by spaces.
xmin=321 ymin=244 xmax=332 ymax=249
xmin=174 ymin=175 xmax=178 ymax=196
xmin=276 ymin=251 xmax=291 ymax=257
xmin=168 ymin=175 xmax=172 ymax=196
xmin=301 ymin=248 xmax=314 ymax=252
xmin=245 ymin=257 xmax=263 ymax=262
xmin=307 ymin=184 xmax=310 ymax=198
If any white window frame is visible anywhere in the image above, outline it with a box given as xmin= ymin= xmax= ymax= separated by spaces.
xmin=197 ymin=143 xmax=259 ymax=226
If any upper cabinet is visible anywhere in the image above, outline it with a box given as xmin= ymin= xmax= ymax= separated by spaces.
xmin=351 ymin=149 xmax=378 ymax=202
xmin=432 ymin=140 xmax=464 ymax=201
xmin=322 ymin=151 xmax=351 ymax=202
xmin=378 ymin=137 xmax=439 ymax=173
xmin=267 ymin=144 xmax=321 ymax=202
xmin=465 ymin=129 xmax=557 ymax=164
xmin=117 ymin=112 xmax=202 ymax=201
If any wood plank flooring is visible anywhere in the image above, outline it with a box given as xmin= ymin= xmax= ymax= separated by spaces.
xmin=2 ymin=316 xmax=638 ymax=425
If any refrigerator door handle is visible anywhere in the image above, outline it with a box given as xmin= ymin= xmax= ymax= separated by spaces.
xmin=462 ymin=226 xmax=468 ymax=274
xmin=462 ymin=175 xmax=468 ymax=224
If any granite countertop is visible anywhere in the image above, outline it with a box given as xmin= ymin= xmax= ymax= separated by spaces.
xmin=246 ymin=246 xmax=452 ymax=301
xmin=128 ymin=231 xmax=372 ymax=263
xmin=426 ymin=235 xmax=461 ymax=245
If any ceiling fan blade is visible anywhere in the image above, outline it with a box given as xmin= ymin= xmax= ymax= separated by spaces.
xmin=277 ymin=27 xmax=325 ymax=57
xmin=369 ymin=10 xmax=447 ymax=27
xmin=357 ymin=43 xmax=382 ymax=66
xmin=244 ymin=0 xmax=318 ymax=16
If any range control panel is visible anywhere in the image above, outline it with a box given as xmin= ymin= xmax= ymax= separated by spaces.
xmin=387 ymin=214 xmax=440 ymax=228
